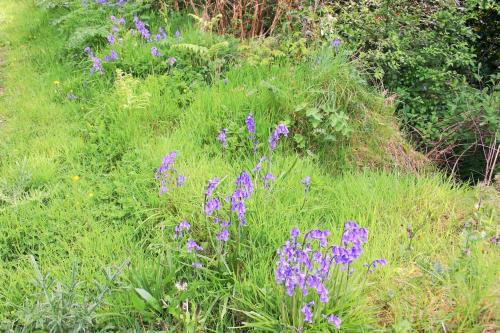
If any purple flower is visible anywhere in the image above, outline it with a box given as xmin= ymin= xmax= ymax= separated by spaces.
xmin=204 ymin=198 xmax=221 ymax=216
xmin=109 ymin=49 xmax=118 ymax=60
xmin=235 ymin=171 xmax=253 ymax=197
xmin=118 ymin=17 xmax=125 ymax=25
xmin=253 ymin=156 xmax=266 ymax=173
xmin=151 ymin=46 xmax=162 ymax=57
xmin=186 ymin=239 xmax=203 ymax=252
xmin=302 ymin=176 xmax=310 ymax=192
xmin=216 ymin=228 xmax=229 ymax=241
xmin=90 ymin=56 xmax=103 ymax=75
xmin=192 ymin=262 xmax=202 ymax=269
xmin=205 ymin=178 xmax=220 ymax=197
xmin=155 ymin=27 xmax=166 ymax=41
xmin=230 ymin=171 xmax=253 ymax=225
xmin=176 ymin=174 xmax=186 ymax=187
xmin=324 ymin=314 xmax=341 ymax=329
xmin=331 ymin=39 xmax=342 ymax=48
xmin=491 ymin=235 xmax=498 ymax=245
xmin=365 ymin=258 xmax=387 ymax=273
xmin=269 ymin=123 xmax=289 ymax=150
xmin=246 ymin=113 xmax=255 ymax=134
xmin=112 ymin=26 xmax=119 ymax=33
xmin=167 ymin=57 xmax=177 ymax=66
xmin=301 ymin=302 xmax=314 ymax=324
xmin=263 ymin=172 xmax=275 ymax=189
xmin=223 ymin=78 xmax=228 ymax=85
xmin=175 ymin=30 xmax=181 ymax=38
xmin=175 ymin=220 xmax=190 ymax=238
xmin=134 ymin=15 xmax=150 ymax=41
xmin=155 ymin=152 xmax=177 ymax=194
xmin=107 ymin=33 xmax=115 ymax=44
xmin=84 ymin=46 xmax=93 ymax=56
xmin=111 ymin=15 xmax=116 ymax=22
xmin=218 ymin=128 xmax=228 ymax=148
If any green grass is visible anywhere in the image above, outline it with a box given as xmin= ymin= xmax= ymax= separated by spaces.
xmin=0 ymin=1 xmax=498 ymax=332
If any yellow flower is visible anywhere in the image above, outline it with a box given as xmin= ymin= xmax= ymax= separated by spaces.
xmin=72 ymin=175 xmax=80 ymax=182
xmin=53 ymin=80 xmax=60 ymax=85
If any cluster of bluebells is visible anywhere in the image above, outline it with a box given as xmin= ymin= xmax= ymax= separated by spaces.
xmin=218 ymin=128 xmax=228 ymax=148
xmin=155 ymin=152 xmax=186 ymax=194
xmin=133 ymin=15 xmax=151 ymax=41
xmin=203 ymin=178 xmax=231 ymax=242
xmin=84 ymin=47 xmax=104 ymax=75
xmin=275 ymin=222 xmax=384 ymax=329
xmin=173 ymin=220 xmax=203 ymax=269
xmin=246 ymin=113 xmax=258 ymax=155
xmin=93 ymin=0 xmax=127 ymax=6
xmin=216 ymin=117 xmax=289 ymax=192
xmin=269 ymin=123 xmax=289 ymax=151
xmin=231 ymin=171 xmax=253 ymax=225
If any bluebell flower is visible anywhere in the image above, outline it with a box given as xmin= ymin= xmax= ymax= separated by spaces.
xmin=269 ymin=123 xmax=289 ymax=150
xmin=205 ymin=178 xmax=220 ymax=197
xmin=246 ymin=113 xmax=255 ymax=134
xmin=218 ymin=128 xmax=228 ymax=148
xmin=175 ymin=220 xmax=190 ymax=238
xmin=302 ymin=176 xmax=310 ymax=192
xmin=176 ymin=174 xmax=186 ymax=187
xmin=186 ymin=239 xmax=202 ymax=252
xmin=301 ymin=301 xmax=314 ymax=324
xmin=263 ymin=172 xmax=275 ymax=189
xmin=167 ymin=57 xmax=177 ymax=66
xmin=323 ymin=314 xmax=341 ymax=329
xmin=107 ymin=33 xmax=115 ymax=44
xmin=331 ymin=39 xmax=342 ymax=48
xmin=151 ymin=46 xmax=162 ymax=57
xmin=134 ymin=15 xmax=151 ymax=41
xmin=205 ymin=198 xmax=221 ymax=216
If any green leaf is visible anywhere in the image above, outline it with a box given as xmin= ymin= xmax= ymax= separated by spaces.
xmin=134 ymin=288 xmax=161 ymax=313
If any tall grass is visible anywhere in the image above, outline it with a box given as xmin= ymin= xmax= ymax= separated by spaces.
xmin=0 ymin=1 xmax=498 ymax=332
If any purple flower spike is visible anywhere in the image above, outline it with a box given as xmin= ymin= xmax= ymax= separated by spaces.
xmin=246 ymin=113 xmax=255 ymax=134
xmin=176 ymin=174 xmax=186 ymax=187
xmin=205 ymin=178 xmax=220 ymax=197
xmin=151 ymin=46 xmax=162 ymax=57
xmin=107 ymin=33 xmax=115 ymax=45
xmin=302 ymin=176 xmax=310 ymax=192
xmin=325 ymin=314 xmax=341 ymax=329
xmin=175 ymin=220 xmax=190 ymax=238
xmin=216 ymin=228 xmax=230 ymax=242
xmin=218 ymin=128 xmax=228 ymax=148
xmin=186 ymin=239 xmax=203 ymax=252
xmin=331 ymin=39 xmax=342 ymax=48
xmin=301 ymin=302 xmax=314 ymax=324
xmin=134 ymin=15 xmax=151 ymax=41
xmin=253 ymin=156 xmax=266 ymax=173
xmin=167 ymin=57 xmax=177 ymax=66
xmin=269 ymin=123 xmax=289 ymax=150
xmin=205 ymin=198 xmax=221 ymax=216
xmin=264 ymin=172 xmax=275 ymax=189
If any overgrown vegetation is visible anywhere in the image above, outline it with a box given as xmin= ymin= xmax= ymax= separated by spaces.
xmin=157 ymin=0 xmax=500 ymax=182
xmin=0 ymin=0 xmax=498 ymax=332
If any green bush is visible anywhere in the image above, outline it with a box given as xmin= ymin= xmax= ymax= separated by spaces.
xmin=290 ymin=0 xmax=499 ymax=181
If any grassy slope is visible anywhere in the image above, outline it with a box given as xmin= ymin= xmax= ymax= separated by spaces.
xmin=0 ymin=1 xmax=498 ymax=332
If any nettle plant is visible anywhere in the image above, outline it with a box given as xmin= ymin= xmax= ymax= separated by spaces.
xmin=154 ymin=116 xmax=386 ymax=330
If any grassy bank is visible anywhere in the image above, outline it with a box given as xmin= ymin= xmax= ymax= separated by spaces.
xmin=0 ymin=1 xmax=498 ymax=332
